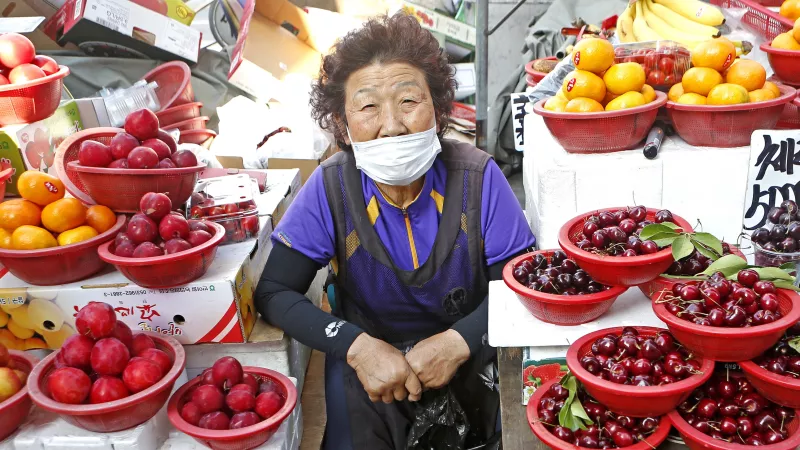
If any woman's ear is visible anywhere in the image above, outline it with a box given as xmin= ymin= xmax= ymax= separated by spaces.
xmin=334 ymin=115 xmax=350 ymax=145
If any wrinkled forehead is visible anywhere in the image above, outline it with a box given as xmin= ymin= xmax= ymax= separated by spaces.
xmin=344 ymin=62 xmax=431 ymax=100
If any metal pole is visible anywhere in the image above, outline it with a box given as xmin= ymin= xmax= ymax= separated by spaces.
xmin=475 ymin=0 xmax=489 ymax=150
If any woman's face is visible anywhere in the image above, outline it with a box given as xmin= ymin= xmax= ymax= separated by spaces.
xmin=342 ymin=62 xmax=436 ymax=144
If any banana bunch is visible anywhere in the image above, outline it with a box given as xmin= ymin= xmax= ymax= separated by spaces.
xmin=618 ymin=0 xmax=725 ymax=49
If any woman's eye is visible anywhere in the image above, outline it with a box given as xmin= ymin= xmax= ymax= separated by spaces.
xmin=361 ymin=104 xmax=375 ymax=111
xmin=403 ymin=99 xmax=416 ymax=104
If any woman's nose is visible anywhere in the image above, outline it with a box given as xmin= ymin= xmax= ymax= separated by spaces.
xmin=378 ymin=109 xmax=407 ymax=138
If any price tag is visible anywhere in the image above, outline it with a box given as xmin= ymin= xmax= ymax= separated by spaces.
xmin=0 ymin=17 xmax=45 ymax=34
xmin=742 ymin=130 xmax=800 ymax=231
xmin=510 ymin=92 xmax=531 ymax=152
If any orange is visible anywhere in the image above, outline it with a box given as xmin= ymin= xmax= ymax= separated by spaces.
xmin=570 ymin=38 xmax=615 ymax=74
xmin=0 ymin=199 xmax=41 ymax=230
xmin=85 ymin=205 xmax=116 ymax=234
xmin=0 ymin=229 xmax=11 ymax=249
xmin=763 ymin=81 xmax=782 ymax=98
xmin=682 ymin=67 xmax=724 ymax=96
xmin=668 ymin=83 xmax=685 ymax=102
xmin=603 ymin=62 xmax=646 ymax=95
xmin=707 ymin=83 xmax=750 ymax=105
xmin=749 ymin=88 xmax=777 ymax=103
xmin=691 ymin=39 xmax=737 ymax=72
xmin=794 ymin=17 xmax=800 ymax=42
xmin=565 ymin=98 xmax=604 ymax=113
xmin=677 ymin=93 xmax=708 ymax=105
xmin=16 ymin=171 xmax=64 ymax=207
xmin=562 ymin=70 xmax=606 ymax=103
xmin=57 ymin=226 xmax=98 ymax=246
xmin=605 ymin=91 xmax=646 ymax=111
xmin=641 ymin=84 xmax=656 ymax=103
xmin=781 ymin=0 xmax=800 ymax=21
xmin=725 ymin=59 xmax=766 ymax=91
xmin=543 ymin=97 xmax=568 ymax=112
xmin=41 ymin=198 xmax=86 ymax=233
xmin=10 ymin=226 xmax=57 ymax=250
xmin=772 ymin=31 xmax=800 ymax=50
xmin=603 ymin=91 xmax=620 ymax=105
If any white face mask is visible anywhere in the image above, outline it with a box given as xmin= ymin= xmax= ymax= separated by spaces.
xmin=347 ymin=125 xmax=442 ymax=186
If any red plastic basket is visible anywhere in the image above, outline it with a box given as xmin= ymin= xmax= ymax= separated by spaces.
xmin=0 ymin=215 xmax=125 ymax=286
xmin=0 ymin=351 xmax=39 ymax=441
xmin=652 ymin=287 xmax=800 ymax=362
xmin=502 ymin=250 xmax=628 ymax=325
xmin=166 ymin=116 xmax=209 ymax=132
xmin=525 ymin=57 xmax=557 ymax=87
xmin=54 ymin=127 xmax=204 ymax=212
xmin=740 ymin=359 xmax=800 ymax=408
xmin=762 ymin=44 xmax=800 ymax=86
xmin=532 ymin=92 xmax=667 ymax=154
xmin=558 ymin=208 xmax=694 ymax=287
xmin=0 ymin=66 xmax=70 ymax=127
xmin=0 ymin=167 xmax=12 ymax=202
xmin=27 ymin=332 xmax=186 ymax=432
xmin=142 ymin=62 xmax=194 ymax=110
xmin=567 ymin=327 xmax=715 ymax=417
xmin=666 ymin=85 xmax=797 ymax=148
xmin=98 ymin=221 xmax=224 ymax=288
xmin=167 ymin=366 xmax=298 ymax=450
xmin=709 ymin=0 xmax=793 ymax=41
xmin=180 ymin=129 xmax=217 ymax=147
xmin=669 ymin=407 xmax=800 ymax=450
xmin=777 ymin=97 xmax=800 ymax=129
xmin=156 ymin=102 xmax=203 ymax=126
xmin=527 ymin=379 xmax=672 ymax=450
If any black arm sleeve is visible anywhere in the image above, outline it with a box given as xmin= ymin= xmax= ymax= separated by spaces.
xmin=254 ymin=242 xmax=364 ymax=361
xmin=450 ymin=253 xmax=520 ymax=356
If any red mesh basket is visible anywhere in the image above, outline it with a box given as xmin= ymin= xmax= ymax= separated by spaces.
xmin=502 ymin=250 xmax=628 ymax=325
xmin=156 ymin=102 xmax=203 ymax=126
xmin=532 ymin=91 xmax=667 ymax=154
xmin=652 ymin=286 xmax=800 ymax=362
xmin=54 ymin=127 xmax=204 ymax=212
xmin=525 ymin=57 xmax=557 ymax=86
xmin=179 ymin=129 xmax=217 ymax=147
xmin=0 ymin=167 xmax=12 ymax=202
xmin=527 ymin=379 xmax=672 ymax=450
xmin=762 ymin=44 xmax=800 ymax=86
xmin=142 ymin=62 xmax=194 ymax=110
xmin=709 ymin=0 xmax=793 ymax=41
xmin=97 ymin=221 xmax=224 ymax=288
xmin=27 ymin=332 xmax=186 ymax=432
xmin=567 ymin=327 xmax=715 ymax=417
xmin=665 ymin=85 xmax=797 ymax=148
xmin=558 ymin=208 xmax=694 ymax=287
xmin=0 ymin=66 xmax=69 ymax=127
xmin=777 ymin=97 xmax=800 ymax=129
xmin=0 ymin=351 xmax=39 ymax=441
xmin=167 ymin=116 xmax=209 ymax=132
xmin=167 ymin=366 xmax=298 ymax=450
xmin=740 ymin=359 xmax=800 ymax=408
xmin=0 ymin=215 xmax=125 ymax=286
xmin=669 ymin=407 xmax=800 ymax=450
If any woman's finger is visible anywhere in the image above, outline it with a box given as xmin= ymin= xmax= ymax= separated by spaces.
xmin=393 ymin=385 xmax=409 ymax=402
xmin=381 ymin=390 xmax=395 ymax=404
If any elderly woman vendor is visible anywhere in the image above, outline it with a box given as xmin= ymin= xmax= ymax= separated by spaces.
xmin=255 ymin=13 xmax=535 ymax=449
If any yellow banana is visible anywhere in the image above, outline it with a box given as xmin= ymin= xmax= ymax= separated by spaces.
xmin=619 ymin=3 xmax=636 ymax=43
xmin=633 ymin=0 xmax=663 ymax=42
xmin=645 ymin=0 xmax=720 ymax=38
xmin=641 ymin=0 xmax=707 ymax=48
xmin=653 ymin=0 xmax=725 ymax=27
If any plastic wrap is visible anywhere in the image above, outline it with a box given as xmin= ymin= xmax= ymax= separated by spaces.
xmin=527 ymin=56 xmax=575 ymax=105
xmin=720 ymin=7 xmax=774 ymax=77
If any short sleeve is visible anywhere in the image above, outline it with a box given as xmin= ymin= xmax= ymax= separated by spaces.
xmin=271 ymin=167 xmax=336 ymax=266
xmin=481 ymin=159 xmax=536 ymax=265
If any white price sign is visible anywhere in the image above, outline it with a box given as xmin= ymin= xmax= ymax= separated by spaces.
xmin=743 ymin=130 xmax=800 ymax=231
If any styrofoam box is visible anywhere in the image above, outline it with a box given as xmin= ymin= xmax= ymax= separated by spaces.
xmin=523 ymin=114 xmax=750 ymax=251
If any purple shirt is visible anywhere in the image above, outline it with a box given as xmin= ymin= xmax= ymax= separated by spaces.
xmin=272 ymin=156 xmax=535 ymax=271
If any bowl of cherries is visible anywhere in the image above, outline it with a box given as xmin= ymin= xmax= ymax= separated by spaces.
xmin=739 ymin=321 xmax=800 ymax=409
xmin=567 ymin=326 xmax=714 ymax=418
xmin=652 ymin=270 xmax=800 ymax=362
xmin=503 ymin=250 xmax=628 ymax=325
xmin=669 ymin=373 xmax=800 ymax=449
xmin=527 ymin=378 xmax=671 ymax=450
xmin=558 ymin=207 xmax=693 ymax=287
xmin=751 ymin=200 xmax=800 ymax=268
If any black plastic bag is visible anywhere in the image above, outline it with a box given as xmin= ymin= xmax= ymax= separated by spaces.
xmin=406 ymin=387 xmax=470 ymax=450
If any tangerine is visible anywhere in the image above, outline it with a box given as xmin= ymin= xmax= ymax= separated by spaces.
xmin=707 ymin=83 xmax=750 ymax=105
xmin=57 ymin=226 xmax=99 ymax=246
xmin=543 ymin=97 xmax=568 ymax=112
xmin=562 ymin=70 xmax=606 ymax=103
xmin=0 ymin=228 xmax=11 ymax=249
xmin=641 ymin=85 xmax=656 ymax=103
xmin=41 ymin=198 xmax=86 ymax=233
xmin=677 ymin=93 xmax=707 ymax=105
xmin=763 ymin=81 xmax=782 ymax=98
xmin=748 ymin=88 xmax=777 ymax=103
xmin=603 ymin=62 xmax=646 ymax=95
xmin=772 ymin=32 xmax=800 ymax=50
xmin=571 ymin=38 xmax=615 ymax=74
xmin=691 ymin=39 xmax=737 ymax=72
xmin=668 ymin=83 xmax=685 ymax=102
xmin=16 ymin=171 xmax=64 ymax=207
xmin=85 ymin=205 xmax=116 ymax=234
xmin=682 ymin=67 xmax=723 ymax=96
xmin=781 ymin=0 xmax=800 ymax=21
xmin=0 ymin=199 xmax=41 ymax=230
xmin=725 ymin=59 xmax=766 ymax=92
xmin=605 ymin=91 xmax=647 ymax=111
xmin=794 ymin=17 xmax=800 ymax=42
xmin=11 ymin=226 xmax=57 ymax=250
xmin=565 ymin=98 xmax=604 ymax=113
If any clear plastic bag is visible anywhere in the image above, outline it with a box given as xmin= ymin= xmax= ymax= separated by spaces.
xmin=527 ymin=56 xmax=576 ymax=105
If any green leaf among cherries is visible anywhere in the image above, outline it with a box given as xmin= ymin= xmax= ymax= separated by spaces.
xmin=557 ymin=373 xmax=593 ymax=432
xmin=639 ymin=224 xmax=726 ymax=262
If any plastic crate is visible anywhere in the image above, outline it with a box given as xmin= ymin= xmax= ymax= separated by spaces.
xmin=709 ymin=0 xmax=792 ymax=41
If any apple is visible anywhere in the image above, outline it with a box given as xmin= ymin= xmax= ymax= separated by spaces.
xmin=32 ymin=55 xmax=58 ymax=75
xmin=124 ymin=109 xmax=159 ymax=141
xmin=48 ymin=367 xmax=91 ymax=404
xmin=0 ymin=33 xmax=35 ymax=69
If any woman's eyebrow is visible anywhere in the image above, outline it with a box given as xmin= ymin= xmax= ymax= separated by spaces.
xmin=394 ymin=80 xmax=421 ymax=90
xmin=352 ymin=87 xmax=376 ymax=99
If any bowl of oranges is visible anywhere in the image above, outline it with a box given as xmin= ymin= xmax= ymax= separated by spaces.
xmin=760 ymin=19 xmax=800 ymax=86
xmin=0 ymin=171 xmax=125 ymax=285
xmin=665 ymin=38 xmax=798 ymax=147
xmin=532 ymin=38 xmax=667 ymax=154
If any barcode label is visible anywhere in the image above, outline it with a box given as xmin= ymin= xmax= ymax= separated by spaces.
xmin=94 ymin=17 xmax=119 ymax=32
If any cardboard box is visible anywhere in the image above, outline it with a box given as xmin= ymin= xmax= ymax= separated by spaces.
xmin=73 ymin=97 xmax=112 ymax=128
xmin=0 ymin=100 xmax=84 ymax=196
xmin=0 ymin=0 xmax=63 ymax=50
xmin=154 ymin=0 xmax=196 ymax=26
xmin=399 ymin=1 xmax=475 ymax=48
xmin=217 ymin=146 xmax=336 ymax=187
xmin=44 ymin=0 xmax=201 ymax=64
xmin=0 ymin=169 xmax=299 ymax=349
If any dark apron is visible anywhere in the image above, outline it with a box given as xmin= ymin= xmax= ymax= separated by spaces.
xmin=320 ymin=140 xmax=500 ymax=450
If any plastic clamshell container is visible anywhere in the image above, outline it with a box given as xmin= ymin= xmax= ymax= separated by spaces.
xmin=188 ymin=175 xmax=260 ymax=245
xmin=0 ymin=351 xmax=39 ymax=441
xmin=0 ymin=66 xmax=70 ymax=127
xmin=613 ymin=40 xmax=692 ymax=88
xmin=27 ymin=332 xmax=186 ymax=433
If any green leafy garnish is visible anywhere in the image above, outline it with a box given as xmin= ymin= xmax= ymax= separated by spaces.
xmin=557 ymin=374 xmax=593 ymax=432
xmin=639 ymin=223 xmax=726 ymax=262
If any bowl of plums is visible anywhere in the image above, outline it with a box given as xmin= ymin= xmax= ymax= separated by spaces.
xmin=739 ymin=321 xmax=800 ymax=409
xmin=750 ymin=200 xmax=800 ymax=269
xmin=503 ymin=250 xmax=628 ymax=325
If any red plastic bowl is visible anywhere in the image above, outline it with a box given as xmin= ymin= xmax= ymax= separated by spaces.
xmin=652 ymin=286 xmax=800 ymax=362
xmin=762 ymin=44 xmax=800 ymax=86
xmin=55 ymin=127 xmax=204 ymax=212
xmin=0 ymin=351 xmax=39 ymax=441
xmin=0 ymin=215 xmax=125 ymax=286
xmin=666 ymin=85 xmax=797 ymax=147
xmin=0 ymin=167 xmax=12 ymax=202
xmin=669 ymin=407 xmax=800 ymax=450
xmin=180 ymin=129 xmax=217 ymax=147
xmin=502 ymin=250 xmax=628 ymax=325
xmin=98 ymin=221 xmax=225 ymax=288
xmin=157 ymin=102 xmax=203 ymax=126
xmin=777 ymin=97 xmax=800 ymax=129
xmin=27 ymin=332 xmax=186 ymax=432
xmin=524 ymin=57 xmax=557 ymax=86
xmin=740 ymin=359 xmax=800 ymax=408
xmin=167 ymin=366 xmax=297 ymax=450
xmin=527 ymin=379 xmax=672 ymax=450
xmin=0 ymin=66 xmax=70 ymax=127
xmin=142 ymin=62 xmax=194 ymax=110
xmin=558 ymin=208 xmax=694 ymax=287
xmin=566 ymin=327 xmax=714 ymax=417
xmin=166 ymin=116 xmax=209 ymax=132
xmin=532 ymin=91 xmax=667 ymax=154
